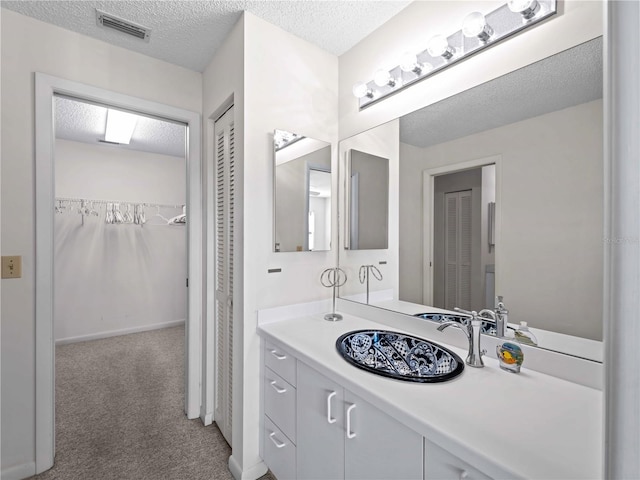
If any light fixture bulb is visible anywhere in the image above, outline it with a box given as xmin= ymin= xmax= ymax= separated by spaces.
xmin=462 ymin=12 xmax=494 ymax=42
xmin=508 ymin=0 xmax=540 ymax=19
xmin=352 ymin=81 xmax=372 ymax=99
xmin=373 ymin=69 xmax=396 ymax=87
xmin=400 ymin=52 xmax=423 ymax=74
xmin=105 ymin=109 xmax=138 ymax=144
xmin=427 ymin=35 xmax=455 ymax=60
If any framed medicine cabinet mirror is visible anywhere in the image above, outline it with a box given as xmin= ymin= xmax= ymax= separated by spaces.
xmin=273 ymin=129 xmax=332 ymax=252
xmin=337 ymin=37 xmax=604 ymax=362
xmin=345 ymin=149 xmax=389 ymax=250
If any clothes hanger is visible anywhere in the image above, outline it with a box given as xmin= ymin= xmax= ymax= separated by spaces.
xmin=146 ymin=205 xmax=170 ymax=225
xmin=168 ymin=205 xmax=186 ymax=226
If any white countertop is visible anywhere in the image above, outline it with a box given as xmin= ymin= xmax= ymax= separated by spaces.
xmin=258 ymin=311 xmax=603 ymax=480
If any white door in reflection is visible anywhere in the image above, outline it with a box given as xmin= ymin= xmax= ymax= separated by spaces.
xmin=307 ymin=169 xmax=331 ymax=251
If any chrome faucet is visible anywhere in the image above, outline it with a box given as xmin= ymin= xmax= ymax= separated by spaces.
xmin=477 ymin=296 xmax=509 ymax=338
xmin=495 ymin=296 xmax=509 ymax=338
xmin=437 ymin=308 xmax=486 ymax=368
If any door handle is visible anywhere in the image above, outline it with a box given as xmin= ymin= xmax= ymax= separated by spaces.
xmin=327 ymin=391 xmax=337 ymax=424
xmin=346 ymin=403 xmax=357 ymax=439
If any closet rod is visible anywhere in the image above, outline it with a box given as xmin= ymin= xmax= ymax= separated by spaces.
xmin=55 ymin=197 xmax=184 ymax=209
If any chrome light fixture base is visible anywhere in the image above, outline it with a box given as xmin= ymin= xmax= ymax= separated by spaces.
xmin=355 ymin=0 xmax=556 ymax=109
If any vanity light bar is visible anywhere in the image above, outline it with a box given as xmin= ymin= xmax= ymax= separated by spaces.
xmin=353 ymin=0 xmax=556 ymax=109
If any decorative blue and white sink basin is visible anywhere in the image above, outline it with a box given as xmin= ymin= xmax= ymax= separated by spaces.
xmin=414 ymin=312 xmax=515 ymax=336
xmin=336 ymin=330 xmax=464 ymax=383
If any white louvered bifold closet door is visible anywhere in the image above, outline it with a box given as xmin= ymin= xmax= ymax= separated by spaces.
xmin=444 ymin=190 xmax=472 ymax=310
xmin=214 ymin=107 xmax=234 ymax=445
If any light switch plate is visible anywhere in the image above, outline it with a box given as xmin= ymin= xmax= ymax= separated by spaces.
xmin=2 ymin=256 xmax=22 ymax=278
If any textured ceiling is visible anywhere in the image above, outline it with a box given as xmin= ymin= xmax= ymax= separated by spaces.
xmin=1 ymin=0 xmax=411 ymax=72
xmin=55 ymin=96 xmax=186 ymax=157
xmin=400 ymin=37 xmax=603 ymax=149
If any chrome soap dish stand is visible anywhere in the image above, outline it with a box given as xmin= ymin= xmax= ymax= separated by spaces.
xmin=321 ymin=267 xmax=347 ymax=322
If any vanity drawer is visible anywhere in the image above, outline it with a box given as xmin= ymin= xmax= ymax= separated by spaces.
xmin=264 ymin=416 xmax=296 ymax=480
xmin=425 ymin=439 xmax=493 ymax=480
xmin=265 ymin=340 xmax=297 ymax=387
xmin=265 ymin=367 xmax=296 ymax=444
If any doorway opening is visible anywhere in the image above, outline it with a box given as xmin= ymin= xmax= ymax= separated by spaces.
xmin=422 ymin=155 xmax=500 ymax=310
xmin=432 ymin=166 xmax=495 ymax=311
xmin=35 ymin=73 xmax=202 ymax=474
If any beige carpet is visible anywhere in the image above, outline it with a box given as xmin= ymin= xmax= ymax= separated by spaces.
xmin=30 ymin=326 xmax=273 ymax=480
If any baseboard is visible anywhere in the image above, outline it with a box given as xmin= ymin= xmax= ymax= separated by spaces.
xmin=201 ymin=411 xmax=213 ymax=426
xmin=1 ymin=461 xmax=36 ymax=480
xmin=228 ymin=455 xmax=268 ymax=480
xmin=55 ymin=319 xmax=186 ymax=345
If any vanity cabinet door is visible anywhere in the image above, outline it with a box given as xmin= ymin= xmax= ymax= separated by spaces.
xmin=343 ymin=390 xmax=423 ymax=480
xmin=425 ymin=439 xmax=493 ymax=480
xmin=296 ymin=362 xmax=345 ymax=480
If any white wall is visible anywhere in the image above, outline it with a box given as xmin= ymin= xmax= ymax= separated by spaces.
xmin=1 ymin=9 xmax=202 ymax=474
xmin=339 ymin=120 xmax=399 ymax=300
xmin=54 ymin=139 xmax=186 ymax=343
xmin=481 ymin=164 xmax=496 ymax=309
xmin=400 ymin=100 xmax=603 ymax=341
xmin=240 ymin=11 xmax=339 ymax=477
xmin=338 ymin=0 xmax=603 ymax=139
xmin=202 ymin=11 xmax=339 ymax=477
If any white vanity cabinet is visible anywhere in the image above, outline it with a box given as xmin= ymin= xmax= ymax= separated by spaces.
xmin=263 ymin=341 xmax=297 ymax=480
xmin=425 ymin=440 xmax=493 ymax=480
xmin=296 ymin=361 xmax=423 ymax=480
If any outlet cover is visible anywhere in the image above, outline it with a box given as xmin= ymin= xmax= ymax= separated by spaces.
xmin=2 ymin=256 xmax=22 ymax=279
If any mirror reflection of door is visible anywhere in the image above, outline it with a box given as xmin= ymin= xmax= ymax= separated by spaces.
xmin=433 ymin=165 xmax=495 ymax=311
xmin=307 ymin=168 xmax=331 ymax=251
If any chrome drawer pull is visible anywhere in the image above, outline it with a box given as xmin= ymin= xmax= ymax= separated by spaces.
xmin=270 ymin=349 xmax=287 ymax=360
xmin=270 ymin=380 xmax=287 ymax=394
xmin=269 ymin=431 xmax=286 ymax=449
xmin=327 ymin=391 xmax=337 ymax=424
xmin=346 ymin=403 xmax=357 ymax=439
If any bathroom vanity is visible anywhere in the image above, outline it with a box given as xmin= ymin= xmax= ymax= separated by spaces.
xmin=258 ymin=306 xmax=602 ymax=480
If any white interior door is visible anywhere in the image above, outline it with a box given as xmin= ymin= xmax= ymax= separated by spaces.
xmin=214 ymin=106 xmax=235 ymax=445
xmin=444 ymin=190 xmax=472 ymax=310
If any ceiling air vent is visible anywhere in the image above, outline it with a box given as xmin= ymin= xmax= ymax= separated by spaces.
xmin=96 ymin=9 xmax=151 ymax=42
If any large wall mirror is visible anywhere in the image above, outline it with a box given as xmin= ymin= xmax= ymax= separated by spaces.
xmin=274 ymin=130 xmax=332 ymax=252
xmin=338 ymin=37 xmax=604 ymax=362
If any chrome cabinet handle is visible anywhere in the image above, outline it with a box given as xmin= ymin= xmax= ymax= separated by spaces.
xmin=269 ymin=431 xmax=286 ymax=449
xmin=346 ymin=403 xmax=357 ymax=439
xmin=269 ymin=380 xmax=287 ymax=394
xmin=270 ymin=349 xmax=287 ymax=360
xmin=327 ymin=391 xmax=337 ymax=424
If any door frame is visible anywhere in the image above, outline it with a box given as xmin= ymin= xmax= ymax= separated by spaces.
xmin=422 ymin=155 xmax=502 ymax=306
xmin=34 ymin=72 xmax=203 ymax=473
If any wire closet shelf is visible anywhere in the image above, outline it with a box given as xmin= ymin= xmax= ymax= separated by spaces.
xmin=54 ymin=197 xmax=186 ymax=226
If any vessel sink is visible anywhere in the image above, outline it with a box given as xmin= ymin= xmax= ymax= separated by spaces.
xmin=414 ymin=312 xmax=515 ymax=336
xmin=336 ymin=330 xmax=464 ymax=383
